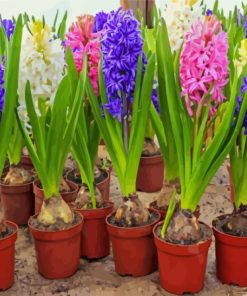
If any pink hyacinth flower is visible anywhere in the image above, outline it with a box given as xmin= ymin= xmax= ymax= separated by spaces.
xmin=64 ymin=15 xmax=101 ymax=96
xmin=180 ymin=15 xmax=229 ymax=117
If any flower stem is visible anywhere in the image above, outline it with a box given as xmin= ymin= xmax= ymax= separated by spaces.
xmin=122 ymin=92 xmax=129 ymax=154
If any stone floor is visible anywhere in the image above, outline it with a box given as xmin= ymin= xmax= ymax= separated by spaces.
xmin=2 ymin=151 xmax=247 ymax=296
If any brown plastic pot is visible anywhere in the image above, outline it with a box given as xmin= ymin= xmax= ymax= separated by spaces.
xmin=33 ymin=179 xmax=78 ymax=214
xmin=106 ymin=209 xmax=161 ymax=276
xmin=0 ymin=221 xmax=18 ymax=290
xmin=136 ymin=154 xmax=164 ymax=193
xmin=28 ymin=213 xmax=83 ymax=279
xmin=20 ymin=155 xmax=34 ymax=171
xmin=0 ymin=181 xmax=35 ymax=225
xmin=76 ymin=202 xmax=114 ymax=259
xmin=213 ymin=214 xmax=247 ymax=286
xmin=226 ymin=165 xmax=235 ymax=203
xmin=96 ymin=171 xmax=110 ymax=202
xmin=149 ymin=202 xmax=201 ymax=220
xmin=153 ymin=221 xmax=212 ymax=294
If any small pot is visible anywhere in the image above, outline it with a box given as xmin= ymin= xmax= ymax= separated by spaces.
xmin=95 ymin=171 xmax=110 ymax=202
xmin=213 ymin=214 xmax=247 ymax=286
xmin=149 ymin=201 xmax=201 ymax=220
xmin=76 ymin=202 xmax=114 ymax=259
xmin=28 ymin=213 xmax=83 ymax=279
xmin=0 ymin=181 xmax=34 ymax=225
xmin=33 ymin=179 xmax=78 ymax=214
xmin=0 ymin=221 xmax=18 ymax=290
xmin=106 ymin=209 xmax=161 ymax=276
xmin=20 ymin=155 xmax=34 ymax=171
xmin=136 ymin=154 xmax=164 ymax=193
xmin=153 ymin=221 xmax=212 ymax=294
xmin=226 ymin=165 xmax=235 ymax=203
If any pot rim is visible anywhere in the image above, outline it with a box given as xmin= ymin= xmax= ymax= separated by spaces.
xmin=106 ymin=208 xmax=161 ymax=231
xmin=212 ymin=213 xmax=247 ymax=241
xmin=140 ymin=153 xmax=163 ymax=160
xmin=153 ymin=221 xmax=212 ymax=248
xmin=65 ymin=168 xmax=109 ymax=186
xmin=33 ymin=178 xmax=78 ymax=194
xmin=28 ymin=211 xmax=83 ymax=234
xmin=75 ymin=201 xmax=114 ymax=212
xmin=0 ymin=220 xmax=18 ymax=242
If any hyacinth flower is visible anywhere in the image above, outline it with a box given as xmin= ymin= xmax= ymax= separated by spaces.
xmin=16 ymin=50 xmax=87 ymax=226
xmin=64 ymin=15 xmax=101 ymax=96
xmin=87 ymin=8 xmax=155 ymax=226
xmin=93 ymin=11 xmax=108 ymax=33
xmin=0 ymin=16 xmax=23 ymax=234
xmin=154 ymin=15 xmax=247 ymax=243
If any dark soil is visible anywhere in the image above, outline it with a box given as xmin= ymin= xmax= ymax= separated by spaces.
xmin=155 ymin=222 xmax=212 ymax=245
xmin=108 ymin=211 xmax=159 ymax=228
xmin=72 ymin=201 xmax=110 ymax=210
xmin=67 ymin=169 xmax=108 ymax=185
xmin=141 ymin=138 xmax=161 ymax=157
xmin=0 ymin=225 xmax=14 ymax=239
xmin=36 ymin=180 xmax=73 ymax=193
xmin=213 ymin=213 xmax=247 ymax=237
xmin=29 ymin=211 xmax=82 ymax=231
xmin=149 ymin=200 xmax=167 ymax=212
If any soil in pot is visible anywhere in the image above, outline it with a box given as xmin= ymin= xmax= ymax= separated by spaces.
xmin=136 ymin=138 xmax=164 ymax=193
xmin=34 ymin=178 xmax=78 ymax=214
xmin=71 ymin=185 xmax=113 ymax=259
xmin=67 ymin=166 xmax=110 ymax=202
xmin=153 ymin=208 xmax=212 ymax=294
xmin=29 ymin=197 xmax=83 ymax=279
xmin=213 ymin=208 xmax=247 ymax=286
xmin=0 ymin=221 xmax=18 ymax=290
xmin=0 ymin=166 xmax=35 ymax=225
xmin=106 ymin=195 xmax=161 ymax=276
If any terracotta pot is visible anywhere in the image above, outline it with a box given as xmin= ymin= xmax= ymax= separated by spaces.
xmin=213 ymin=214 xmax=247 ymax=286
xmin=106 ymin=209 xmax=161 ymax=276
xmin=149 ymin=202 xmax=201 ymax=220
xmin=28 ymin=213 xmax=83 ymax=279
xmin=226 ymin=165 xmax=235 ymax=203
xmin=0 ymin=181 xmax=34 ymax=225
xmin=0 ymin=221 xmax=18 ymax=290
xmin=33 ymin=179 xmax=78 ymax=214
xmin=76 ymin=202 xmax=114 ymax=259
xmin=20 ymin=155 xmax=34 ymax=171
xmin=153 ymin=221 xmax=212 ymax=294
xmin=136 ymin=154 xmax=164 ymax=193
xmin=96 ymin=171 xmax=110 ymax=202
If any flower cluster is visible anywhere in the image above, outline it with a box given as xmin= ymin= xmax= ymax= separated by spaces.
xmin=163 ymin=0 xmax=202 ymax=52
xmin=65 ymin=15 xmax=101 ymax=95
xmin=180 ymin=15 xmax=229 ymax=116
xmin=2 ymin=19 xmax=15 ymax=40
xmin=234 ymin=77 xmax=247 ymax=135
xmin=93 ymin=11 xmax=108 ymax=33
xmin=206 ymin=9 xmax=213 ymax=16
xmin=102 ymin=8 xmax=143 ymax=121
xmin=18 ymin=20 xmax=65 ymax=122
xmin=0 ymin=57 xmax=5 ymax=113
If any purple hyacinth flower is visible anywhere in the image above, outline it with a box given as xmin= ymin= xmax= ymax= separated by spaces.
xmin=0 ymin=56 xmax=5 ymax=113
xmin=241 ymin=77 xmax=247 ymax=94
xmin=244 ymin=17 xmax=247 ymax=38
xmin=234 ymin=77 xmax=247 ymax=135
xmin=93 ymin=11 xmax=108 ymax=33
xmin=101 ymin=8 xmax=144 ymax=121
xmin=206 ymin=9 xmax=213 ymax=16
xmin=152 ymin=88 xmax=160 ymax=114
xmin=2 ymin=19 xmax=15 ymax=41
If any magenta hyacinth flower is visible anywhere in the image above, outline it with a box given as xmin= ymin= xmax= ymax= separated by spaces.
xmin=180 ymin=15 xmax=229 ymax=117
xmin=64 ymin=15 xmax=101 ymax=96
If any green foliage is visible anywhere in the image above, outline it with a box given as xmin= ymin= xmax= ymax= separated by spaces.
xmin=87 ymin=54 xmax=155 ymax=197
xmin=16 ymin=48 xmax=87 ymax=199
xmin=0 ymin=15 xmax=23 ymax=176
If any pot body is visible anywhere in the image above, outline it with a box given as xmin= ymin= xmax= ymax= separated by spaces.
xmin=0 ymin=221 xmax=18 ymax=290
xmin=76 ymin=202 xmax=114 ymax=259
xmin=33 ymin=179 xmax=78 ymax=214
xmin=0 ymin=181 xmax=34 ymax=225
xmin=96 ymin=171 xmax=110 ymax=202
xmin=154 ymin=221 xmax=212 ymax=294
xmin=136 ymin=155 xmax=164 ymax=193
xmin=213 ymin=214 xmax=247 ymax=286
xmin=28 ymin=213 xmax=83 ymax=279
xmin=106 ymin=209 xmax=160 ymax=276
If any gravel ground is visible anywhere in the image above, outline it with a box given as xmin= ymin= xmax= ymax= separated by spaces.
xmin=2 ymin=148 xmax=247 ymax=296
